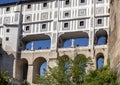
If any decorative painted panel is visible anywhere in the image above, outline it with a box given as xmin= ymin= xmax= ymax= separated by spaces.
xmin=78 ymin=9 xmax=86 ymax=16
xmin=41 ymin=12 xmax=48 ymax=20
xmin=4 ymin=17 xmax=10 ymax=24
xmin=96 ymin=7 xmax=104 ymax=14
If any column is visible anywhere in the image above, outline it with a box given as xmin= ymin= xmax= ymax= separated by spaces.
xmin=27 ymin=64 xmax=33 ymax=84
xmin=71 ymin=39 xmax=74 ymax=48
xmin=31 ymin=41 xmax=34 ymax=50
xmin=51 ymin=33 xmax=58 ymax=50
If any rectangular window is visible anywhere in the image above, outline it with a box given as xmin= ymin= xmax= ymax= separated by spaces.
xmin=42 ymin=24 xmax=46 ymax=29
xmin=64 ymin=23 xmax=68 ymax=28
xmin=6 ymin=37 xmax=9 ymax=41
xmin=26 ymin=16 xmax=30 ymax=21
xmin=43 ymin=3 xmax=47 ymax=7
xmin=6 ymin=29 xmax=10 ymax=32
xmin=6 ymin=7 xmax=10 ymax=12
xmin=65 ymin=0 xmax=69 ymax=5
xmin=65 ymin=12 xmax=69 ymax=17
xmin=27 ymin=4 xmax=31 ymax=9
xmin=81 ymin=0 xmax=85 ymax=3
xmin=26 ymin=26 xmax=30 ymax=31
xmin=97 ymin=19 xmax=102 ymax=24
xmin=80 ymin=21 xmax=84 ymax=26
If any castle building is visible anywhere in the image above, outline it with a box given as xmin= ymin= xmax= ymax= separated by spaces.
xmin=0 ymin=0 xmax=109 ymax=84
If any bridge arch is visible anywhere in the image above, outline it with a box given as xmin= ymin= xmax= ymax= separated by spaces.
xmin=32 ymin=57 xmax=47 ymax=84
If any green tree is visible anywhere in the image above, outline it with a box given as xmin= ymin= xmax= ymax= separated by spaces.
xmin=37 ymin=55 xmax=73 ymax=85
xmin=71 ymin=54 xmax=89 ymax=85
xmin=21 ymin=80 xmax=30 ymax=85
xmin=0 ymin=71 xmax=11 ymax=85
xmin=37 ymin=55 xmax=89 ymax=85
xmin=37 ymin=57 xmax=119 ymax=85
xmin=83 ymin=59 xmax=119 ymax=85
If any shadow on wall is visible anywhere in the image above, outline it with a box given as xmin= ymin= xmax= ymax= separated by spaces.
xmin=0 ymin=47 xmax=15 ymax=77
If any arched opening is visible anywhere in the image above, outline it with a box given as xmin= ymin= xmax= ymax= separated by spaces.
xmin=73 ymin=54 xmax=87 ymax=73
xmin=96 ymin=53 xmax=104 ymax=69
xmin=58 ymin=55 xmax=71 ymax=74
xmin=72 ymin=54 xmax=87 ymax=83
xmin=74 ymin=38 xmax=89 ymax=47
xmin=22 ymin=34 xmax=51 ymax=50
xmin=58 ymin=31 xmax=89 ymax=48
xmin=63 ymin=39 xmax=72 ymax=48
xmin=95 ymin=29 xmax=108 ymax=45
xmin=33 ymin=57 xmax=47 ymax=84
xmin=20 ymin=59 xmax=28 ymax=80
xmin=40 ymin=62 xmax=47 ymax=77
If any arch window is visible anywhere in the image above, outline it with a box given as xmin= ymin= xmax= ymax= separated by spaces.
xmin=94 ymin=29 xmax=108 ymax=45
xmin=33 ymin=57 xmax=47 ymax=83
xmin=96 ymin=53 xmax=104 ymax=69
xmin=58 ymin=31 xmax=89 ymax=48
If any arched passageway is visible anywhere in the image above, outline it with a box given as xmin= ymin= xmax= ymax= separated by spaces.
xmin=72 ymin=54 xmax=87 ymax=83
xmin=95 ymin=29 xmax=108 ymax=45
xmin=96 ymin=53 xmax=104 ymax=69
xmin=22 ymin=34 xmax=51 ymax=50
xmin=33 ymin=57 xmax=47 ymax=84
xmin=58 ymin=55 xmax=71 ymax=74
xmin=58 ymin=31 xmax=89 ymax=48
xmin=73 ymin=54 xmax=87 ymax=73
xmin=40 ymin=62 xmax=47 ymax=77
xmin=19 ymin=59 xmax=28 ymax=80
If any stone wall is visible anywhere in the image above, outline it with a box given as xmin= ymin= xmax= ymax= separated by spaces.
xmin=109 ymin=0 xmax=120 ymax=80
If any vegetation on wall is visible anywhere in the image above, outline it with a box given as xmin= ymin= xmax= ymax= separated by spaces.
xmin=37 ymin=55 xmax=119 ymax=85
xmin=0 ymin=71 xmax=11 ymax=85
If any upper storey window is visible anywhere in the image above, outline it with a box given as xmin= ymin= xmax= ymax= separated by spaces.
xmin=64 ymin=23 xmax=69 ymax=28
xmin=26 ymin=16 xmax=30 ymax=21
xmin=26 ymin=26 xmax=30 ymax=31
xmin=97 ymin=0 xmax=104 ymax=4
xmin=42 ymin=24 xmax=46 ymax=29
xmin=80 ymin=21 xmax=84 ymax=26
xmin=79 ymin=0 xmax=86 ymax=5
xmin=65 ymin=12 xmax=69 ymax=17
xmin=6 ymin=7 xmax=10 ymax=12
xmin=27 ymin=4 xmax=31 ymax=9
xmin=97 ymin=19 xmax=102 ymax=24
xmin=81 ymin=0 xmax=85 ymax=3
xmin=43 ymin=3 xmax=47 ymax=7
xmin=65 ymin=0 xmax=70 ymax=5
xmin=6 ymin=29 xmax=10 ymax=33
xmin=96 ymin=18 xmax=104 ymax=27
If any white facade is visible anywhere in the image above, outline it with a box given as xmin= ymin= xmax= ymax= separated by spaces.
xmin=0 ymin=0 xmax=109 ymax=84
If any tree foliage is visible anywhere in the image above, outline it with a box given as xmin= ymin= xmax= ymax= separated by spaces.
xmin=37 ymin=56 xmax=119 ymax=85
xmin=21 ymin=80 xmax=30 ymax=85
xmin=0 ymin=71 xmax=11 ymax=85
xmin=83 ymin=59 xmax=118 ymax=85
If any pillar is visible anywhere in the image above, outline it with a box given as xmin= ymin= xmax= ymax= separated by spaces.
xmin=31 ymin=42 xmax=34 ymax=50
xmin=71 ymin=39 xmax=74 ymax=48
xmin=27 ymin=64 xmax=33 ymax=84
